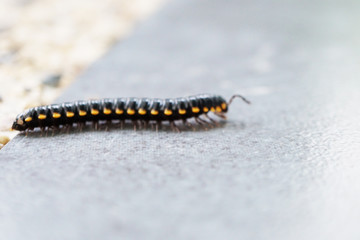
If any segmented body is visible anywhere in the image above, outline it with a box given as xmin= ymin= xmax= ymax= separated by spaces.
xmin=12 ymin=94 xmax=230 ymax=131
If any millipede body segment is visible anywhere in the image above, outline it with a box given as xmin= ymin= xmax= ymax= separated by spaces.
xmin=11 ymin=94 xmax=249 ymax=131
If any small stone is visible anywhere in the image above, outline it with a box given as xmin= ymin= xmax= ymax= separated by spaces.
xmin=0 ymin=52 xmax=16 ymax=64
xmin=23 ymin=87 xmax=31 ymax=94
xmin=0 ymin=135 xmax=10 ymax=148
xmin=42 ymin=74 xmax=62 ymax=87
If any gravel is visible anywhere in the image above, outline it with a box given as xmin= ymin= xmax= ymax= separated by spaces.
xmin=0 ymin=0 xmax=164 ymax=143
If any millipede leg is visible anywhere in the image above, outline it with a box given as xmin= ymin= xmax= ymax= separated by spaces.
xmin=61 ymin=125 xmax=69 ymax=134
xmin=66 ymin=124 xmax=72 ymax=134
xmin=155 ymin=121 xmax=162 ymax=132
xmin=48 ymin=126 xmax=55 ymax=136
xmin=78 ymin=122 xmax=84 ymax=132
xmin=52 ymin=126 xmax=59 ymax=136
xmin=132 ymin=120 xmax=137 ymax=131
xmin=137 ymin=120 xmax=142 ymax=130
xmin=182 ymin=119 xmax=195 ymax=131
xmin=198 ymin=116 xmax=214 ymax=128
xmin=40 ymin=127 xmax=45 ymax=136
xmin=120 ymin=120 xmax=125 ymax=129
xmin=143 ymin=121 xmax=149 ymax=130
xmin=93 ymin=121 xmax=99 ymax=130
xmin=215 ymin=112 xmax=227 ymax=120
xmin=105 ymin=120 xmax=111 ymax=131
xmin=204 ymin=114 xmax=219 ymax=127
xmin=170 ymin=121 xmax=180 ymax=133
xmin=60 ymin=125 xmax=65 ymax=133
xmin=195 ymin=117 xmax=208 ymax=130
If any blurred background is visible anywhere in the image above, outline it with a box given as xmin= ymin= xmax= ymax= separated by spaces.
xmin=0 ymin=0 xmax=164 ymax=148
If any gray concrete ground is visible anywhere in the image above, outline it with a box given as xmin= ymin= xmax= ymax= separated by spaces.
xmin=1 ymin=0 xmax=360 ymax=239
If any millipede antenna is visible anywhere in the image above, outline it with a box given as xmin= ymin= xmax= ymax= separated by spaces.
xmin=228 ymin=94 xmax=251 ymax=106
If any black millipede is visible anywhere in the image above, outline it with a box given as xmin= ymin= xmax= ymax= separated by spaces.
xmin=11 ymin=94 xmax=250 ymax=133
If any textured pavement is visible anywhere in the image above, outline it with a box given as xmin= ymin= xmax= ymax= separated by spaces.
xmin=1 ymin=0 xmax=360 ymax=239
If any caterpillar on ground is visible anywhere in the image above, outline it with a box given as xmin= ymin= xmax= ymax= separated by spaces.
xmin=11 ymin=94 xmax=250 ymax=133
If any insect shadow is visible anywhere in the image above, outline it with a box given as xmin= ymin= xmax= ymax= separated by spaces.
xmin=21 ymin=117 xmax=228 ymax=138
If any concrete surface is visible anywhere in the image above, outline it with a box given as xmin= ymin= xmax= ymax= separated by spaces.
xmin=1 ymin=0 xmax=360 ymax=239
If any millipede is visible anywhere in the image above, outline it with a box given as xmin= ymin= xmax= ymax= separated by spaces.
xmin=11 ymin=94 xmax=250 ymax=133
